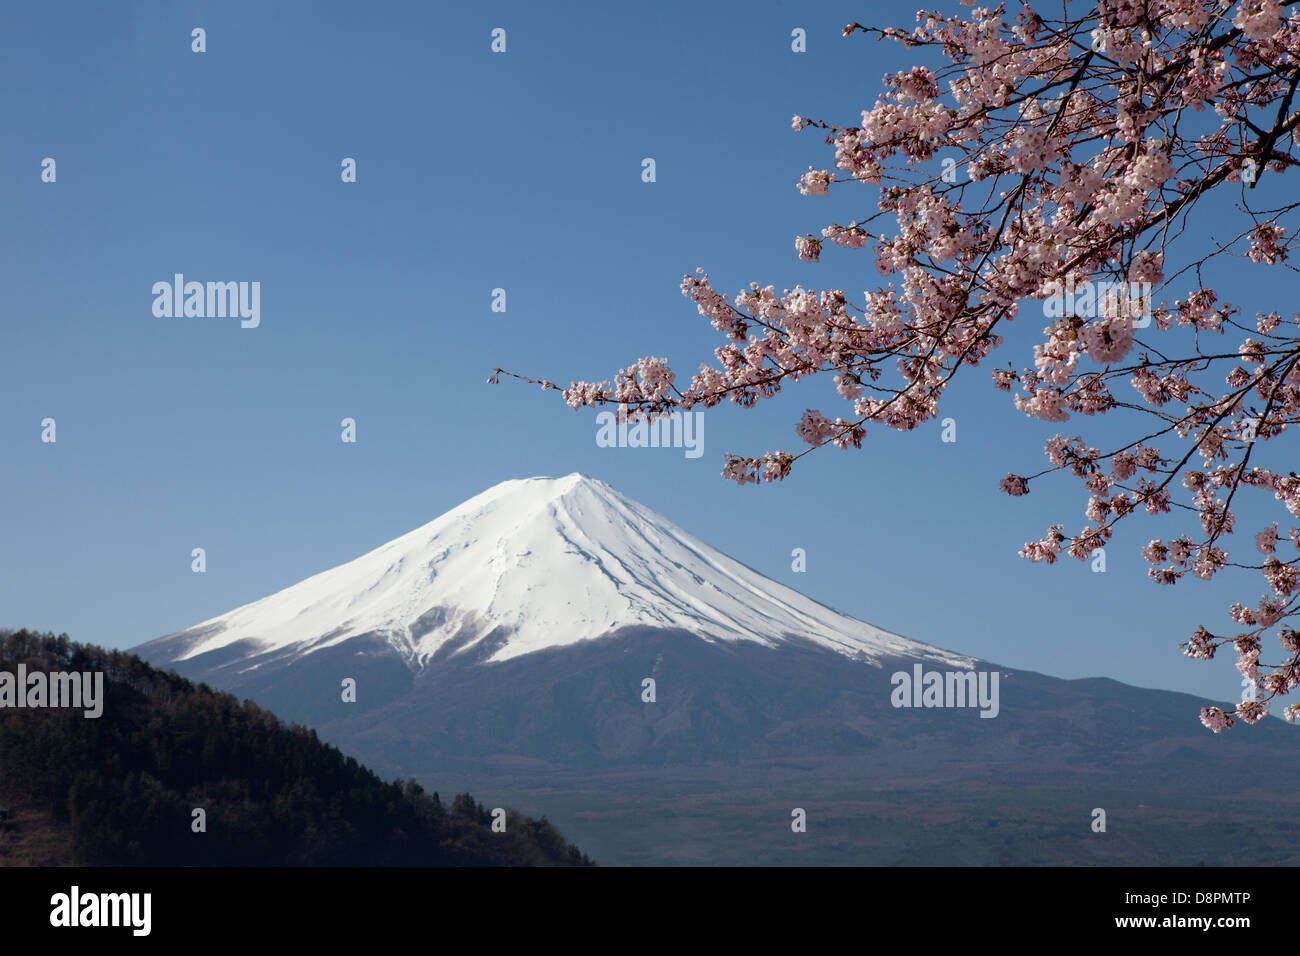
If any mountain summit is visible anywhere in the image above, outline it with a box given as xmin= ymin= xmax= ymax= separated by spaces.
xmin=140 ymin=473 xmax=968 ymax=676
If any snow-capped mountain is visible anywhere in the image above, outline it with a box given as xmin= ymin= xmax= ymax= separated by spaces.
xmin=140 ymin=473 xmax=970 ymax=675
xmin=131 ymin=474 xmax=1300 ymax=866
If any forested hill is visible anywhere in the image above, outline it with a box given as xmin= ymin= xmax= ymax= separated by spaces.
xmin=0 ymin=629 xmax=592 ymax=866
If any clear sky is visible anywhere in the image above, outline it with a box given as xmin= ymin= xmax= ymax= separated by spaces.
xmin=2 ymin=0 xmax=1290 ymax=710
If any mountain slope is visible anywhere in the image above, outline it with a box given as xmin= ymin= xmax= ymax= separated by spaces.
xmin=0 ymin=629 xmax=591 ymax=866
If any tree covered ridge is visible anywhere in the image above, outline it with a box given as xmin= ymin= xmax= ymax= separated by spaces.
xmin=0 ymin=628 xmax=593 ymax=866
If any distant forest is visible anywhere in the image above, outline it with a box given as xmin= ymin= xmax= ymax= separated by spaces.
xmin=0 ymin=629 xmax=592 ymax=866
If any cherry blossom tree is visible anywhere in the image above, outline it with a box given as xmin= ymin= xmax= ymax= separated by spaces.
xmin=492 ymin=0 xmax=1300 ymax=731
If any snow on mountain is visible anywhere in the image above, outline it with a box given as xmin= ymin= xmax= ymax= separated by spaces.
xmin=146 ymin=473 xmax=971 ymax=671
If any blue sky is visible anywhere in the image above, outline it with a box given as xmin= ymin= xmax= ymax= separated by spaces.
xmin=2 ymin=0 xmax=1291 ymax=711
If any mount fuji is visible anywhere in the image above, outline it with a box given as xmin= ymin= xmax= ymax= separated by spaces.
xmin=135 ymin=474 xmax=1300 ymax=866
xmin=139 ymin=473 xmax=968 ymax=675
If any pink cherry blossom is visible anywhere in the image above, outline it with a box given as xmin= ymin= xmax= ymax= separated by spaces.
xmin=503 ymin=0 xmax=1300 ymax=732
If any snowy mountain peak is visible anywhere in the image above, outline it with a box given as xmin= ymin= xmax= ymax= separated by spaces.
xmin=142 ymin=474 xmax=972 ymax=671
